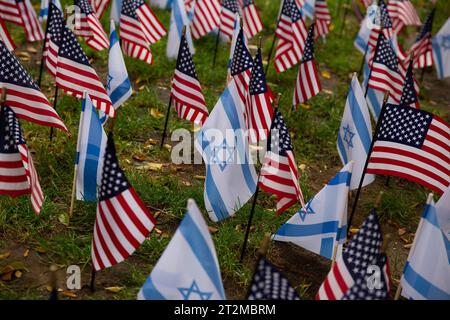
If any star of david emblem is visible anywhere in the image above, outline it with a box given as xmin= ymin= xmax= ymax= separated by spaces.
xmin=107 ymin=74 xmax=113 ymax=91
xmin=441 ymin=35 xmax=450 ymax=50
xmin=178 ymin=280 xmax=212 ymax=300
xmin=343 ymin=124 xmax=356 ymax=149
xmin=211 ymin=139 xmax=235 ymax=171
xmin=298 ymin=201 xmax=315 ymax=221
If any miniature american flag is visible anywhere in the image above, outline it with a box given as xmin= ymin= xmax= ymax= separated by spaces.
xmin=0 ymin=16 xmax=14 ymax=51
xmin=74 ymin=0 xmax=110 ymax=51
xmin=242 ymin=0 xmax=263 ymax=39
xmin=387 ymin=0 xmax=420 ymax=34
xmin=247 ymin=48 xmax=273 ymax=144
xmin=219 ymin=0 xmax=239 ymax=39
xmin=43 ymin=3 xmax=63 ymax=77
xmin=171 ymin=34 xmax=209 ymax=125
xmin=409 ymin=9 xmax=435 ymax=69
xmin=92 ymin=133 xmax=156 ymax=271
xmin=316 ymin=210 xmax=391 ymax=300
xmin=314 ymin=0 xmax=331 ymax=39
xmin=0 ymin=106 xmax=44 ymax=214
xmin=0 ymin=0 xmax=44 ymax=42
xmin=273 ymin=0 xmax=307 ymax=73
xmin=0 ymin=40 xmax=67 ymax=131
xmin=367 ymin=104 xmax=450 ymax=195
xmin=190 ymin=0 xmax=221 ymax=40
xmin=90 ymin=0 xmax=110 ymax=18
xmin=293 ymin=24 xmax=321 ymax=107
xmin=399 ymin=59 xmax=419 ymax=109
xmin=134 ymin=0 xmax=166 ymax=44
xmin=259 ymin=110 xmax=305 ymax=215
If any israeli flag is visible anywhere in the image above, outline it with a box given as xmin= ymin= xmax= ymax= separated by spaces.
xmin=138 ymin=199 xmax=226 ymax=300
xmin=167 ymin=0 xmax=194 ymax=59
xmin=110 ymin=0 xmax=123 ymax=24
xmin=302 ymin=0 xmax=315 ymax=20
xmin=432 ymin=18 xmax=450 ymax=80
xmin=75 ymin=94 xmax=107 ymax=202
xmin=195 ymin=78 xmax=258 ymax=222
xmin=273 ymin=162 xmax=353 ymax=260
xmin=151 ymin=0 xmax=173 ymax=9
xmin=354 ymin=12 xmax=375 ymax=54
xmin=337 ymin=74 xmax=375 ymax=190
xmin=39 ymin=0 xmax=62 ymax=21
xmin=106 ymin=20 xmax=132 ymax=115
xmin=400 ymin=189 xmax=450 ymax=300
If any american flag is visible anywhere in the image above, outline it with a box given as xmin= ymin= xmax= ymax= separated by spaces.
xmin=0 ymin=106 xmax=44 ymax=214
xmin=316 ymin=210 xmax=391 ymax=300
xmin=171 ymin=33 xmax=209 ymax=125
xmin=219 ymin=0 xmax=239 ymax=39
xmin=367 ymin=0 xmax=394 ymax=50
xmin=0 ymin=40 xmax=67 ymax=131
xmin=230 ymin=27 xmax=253 ymax=109
xmin=0 ymin=0 xmax=44 ymax=42
xmin=0 ymin=16 xmax=14 ymax=51
xmin=367 ymin=32 xmax=403 ymax=103
xmin=259 ymin=110 xmax=305 ymax=215
xmin=293 ymin=24 xmax=321 ymax=107
xmin=90 ymin=0 xmax=110 ymax=18
xmin=73 ymin=0 xmax=109 ymax=51
xmin=273 ymin=0 xmax=307 ymax=73
xmin=367 ymin=104 xmax=450 ymax=195
xmin=43 ymin=3 xmax=63 ymax=77
xmin=241 ymin=0 xmax=263 ymax=39
xmin=399 ymin=58 xmax=419 ymax=108
xmin=120 ymin=0 xmax=166 ymax=64
xmin=314 ymin=0 xmax=331 ymax=39
xmin=91 ymin=133 xmax=156 ymax=271
xmin=247 ymin=257 xmax=300 ymax=300
xmin=409 ymin=9 xmax=435 ymax=69
xmin=247 ymin=48 xmax=273 ymax=144
xmin=190 ymin=0 xmax=221 ymax=40
xmin=45 ymin=12 xmax=115 ymax=118
xmin=387 ymin=0 xmax=421 ymax=34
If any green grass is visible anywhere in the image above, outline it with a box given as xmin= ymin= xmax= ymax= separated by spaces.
xmin=0 ymin=0 xmax=449 ymax=299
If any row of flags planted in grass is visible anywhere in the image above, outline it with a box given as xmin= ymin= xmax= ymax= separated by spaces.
xmin=0 ymin=0 xmax=448 ymax=299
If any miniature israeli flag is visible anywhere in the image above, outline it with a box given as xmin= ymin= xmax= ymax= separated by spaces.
xmin=337 ymin=74 xmax=374 ymax=190
xmin=110 ymin=0 xmax=123 ymax=23
xmin=432 ymin=18 xmax=450 ymax=80
xmin=302 ymin=0 xmax=315 ymax=20
xmin=39 ymin=0 xmax=62 ymax=21
xmin=138 ymin=199 xmax=226 ymax=300
xmin=273 ymin=162 xmax=353 ymax=260
xmin=151 ymin=0 xmax=173 ymax=9
xmin=75 ymin=94 xmax=107 ymax=201
xmin=399 ymin=188 xmax=450 ymax=300
xmin=167 ymin=0 xmax=194 ymax=59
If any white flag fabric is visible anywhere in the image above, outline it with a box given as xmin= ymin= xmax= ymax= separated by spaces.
xmin=432 ymin=18 xmax=450 ymax=80
xmin=151 ymin=0 xmax=172 ymax=9
xmin=337 ymin=74 xmax=375 ymax=190
xmin=195 ymin=78 xmax=258 ymax=222
xmin=39 ymin=0 xmax=62 ymax=21
xmin=301 ymin=0 xmax=315 ymax=20
xmin=110 ymin=0 xmax=123 ymax=23
xmin=273 ymin=162 xmax=353 ymax=260
xmin=167 ymin=0 xmax=194 ymax=59
xmin=75 ymin=94 xmax=107 ymax=201
xmin=138 ymin=199 xmax=226 ymax=300
xmin=400 ymin=189 xmax=450 ymax=300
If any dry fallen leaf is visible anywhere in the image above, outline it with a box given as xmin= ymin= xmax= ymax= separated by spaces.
xmin=105 ymin=286 xmax=124 ymax=293
xmin=138 ymin=85 xmax=146 ymax=91
xmin=1 ymin=271 xmax=13 ymax=281
xmin=146 ymin=163 xmax=163 ymax=171
xmin=163 ymin=144 xmax=172 ymax=151
xmin=135 ymin=77 xmax=144 ymax=85
xmin=35 ymin=246 xmax=46 ymax=254
xmin=0 ymin=252 xmax=11 ymax=260
xmin=400 ymin=236 xmax=411 ymax=244
xmin=16 ymin=51 xmax=31 ymax=59
xmin=153 ymin=211 xmax=161 ymax=219
xmin=181 ymin=180 xmax=191 ymax=187
xmin=154 ymin=228 xmax=163 ymax=234
xmin=300 ymin=103 xmax=311 ymax=110
xmin=398 ymin=228 xmax=407 ymax=236
xmin=194 ymin=175 xmax=206 ymax=180
xmin=23 ymin=249 xmax=29 ymax=257
xmin=144 ymin=138 xmax=158 ymax=146
xmin=321 ymin=70 xmax=331 ymax=79
xmin=62 ymin=291 xmax=77 ymax=298
xmin=132 ymin=154 xmax=148 ymax=162
xmin=349 ymin=228 xmax=359 ymax=234
xmin=150 ymin=108 xmax=164 ymax=119
xmin=322 ymin=89 xmax=333 ymax=95
xmin=27 ymin=46 xmax=38 ymax=54
xmin=14 ymin=270 xmax=22 ymax=278
xmin=298 ymin=164 xmax=307 ymax=171
xmin=208 ymin=226 xmax=219 ymax=234
xmin=403 ymin=244 xmax=413 ymax=249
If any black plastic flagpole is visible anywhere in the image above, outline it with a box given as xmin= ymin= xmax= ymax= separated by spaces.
xmin=264 ymin=0 xmax=285 ymax=75
xmin=90 ymin=267 xmax=96 ymax=292
xmin=339 ymin=0 xmax=350 ymax=37
xmin=347 ymin=91 xmax=390 ymax=234
xmin=49 ymin=86 xmax=59 ymax=141
xmin=212 ymin=29 xmax=221 ymax=67
xmin=239 ymin=93 xmax=281 ymax=263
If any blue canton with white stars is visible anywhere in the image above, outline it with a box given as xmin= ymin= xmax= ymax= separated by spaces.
xmin=74 ymin=0 xmax=94 ymax=14
xmin=0 ymin=106 xmax=25 ymax=154
xmin=0 ymin=41 xmax=40 ymax=90
xmin=268 ymin=111 xmax=293 ymax=157
xmin=230 ymin=29 xmax=253 ymax=76
xmin=121 ymin=0 xmax=138 ymax=19
xmin=176 ymin=35 xmax=198 ymax=79
xmin=400 ymin=62 xmax=418 ymax=106
xmin=99 ymin=134 xmax=131 ymax=201
xmin=58 ymin=25 xmax=91 ymax=66
xmin=222 ymin=0 xmax=239 ymax=13
xmin=373 ymin=33 xmax=400 ymax=73
xmin=48 ymin=3 xmax=64 ymax=47
xmin=243 ymin=0 xmax=254 ymax=7
xmin=302 ymin=24 xmax=316 ymax=62
xmin=249 ymin=50 xmax=268 ymax=95
xmin=376 ymin=104 xmax=432 ymax=148
xmin=416 ymin=9 xmax=434 ymax=42
xmin=281 ymin=0 xmax=302 ymax=22
xmin=379 ymin=0 xmax=393 ymax=29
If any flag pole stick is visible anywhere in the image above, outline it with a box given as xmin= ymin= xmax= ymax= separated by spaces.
xmin=212 ymin=30 xmax=221 ymax=67
xmin=68 ymin=165 xmax=77 ymax=218
xmin=265 ymin=0 xmax=284 ymax=75
xmin=48 ymin=264 xmax=58 ymax=300
xmin=339 ymin=0 xmax=350 ymax=38
xmin=37 ymin=7 xmax=52 ymax=87
xmin=347 ymin=91 xmax=390 ymax=235
xmin=240 ymin=93 xmax=281 ymax=263
xmin=90 ymin=267 xmax=96 ymax=292
xmin=394 ymin=192 xmax=433 ymax=300
xmin=49 ymin=86 xmax=59 ymax=141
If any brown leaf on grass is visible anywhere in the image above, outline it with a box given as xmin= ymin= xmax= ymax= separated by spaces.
xmin=153 ymin=211 xmax=161 ymax=219
xmin=300 ymin=103 xmax=311 ymax=110
xmin=163 ymin=144 xmax=172 ymax=151
xmin=0 ymin=252 xmax=11 ymax=260
xmin=208 ymin=226 xmax=219 ymax=234
xmin=398 ymin=228 xmax=407 ymax=236
xmin=144 ymin=138 xmax=157 ymax=146
xmin=135 ymin=77 xmax=144 ymax=85
xmin=132 ymin=154 xmax=148 ymax=162
xmin=105 ymin=286 xmax=124 ymax=293
xmin=62 ymin=291 xmax=77 ymax=298
xmin=181 ymin=180 xmax=191 ymax=187
xmin=403 ymin=244 xmax=413 ymax=249
xmin=26 ymin=46 xmax=38 ymax=54
xmin=16 ymin=51 xmax=31 ymax=59
xmin=154 ymin=228 xmax=163 ymax=234
xmin=138 ymin=85 xmax=146 ymax=91
xmin=321 ymin=70 xmax=331 ymax=79
xmin=150 ymin=108 xmax=164 ymax=119
xmin=194 ymin=175 xmax=206 ymax=180
xmin=400 ymin=236 xmax=411 ymax=244
xmin=349 ymin=228 xmax=359 ymax=234
xmin=1 ymin=271 xmax=13 ymax=281
xmin=35 ymin=246 xmax=46 ymax=254
xmin=322 ymin=89 xmax=333 ymax=95
xmin=14 ymin=270 xmax=22 ymax=278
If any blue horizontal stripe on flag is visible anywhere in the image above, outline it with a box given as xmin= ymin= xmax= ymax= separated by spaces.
xmin=403 ymin=261 xmax=450 ymax=300
xmin=276 ymin=220 xmax=339 ymax=237
xmin=179 ymin=213 xmax=225 ymax=299
xmin=110 ymin=78 xmax=132 ymax=106
xmin=355 ymin=36 xmax=367 ymax=53
xmin=110 ymin=29 xmax=119 ymax=47
xmin=141 ymin=275 xmax=167 ymax=300
xmin=320 ymin=237 xmax=334 ymax=259
xmin=423 ymin=204 xmax=450 ymax=264
xmin=328 ymin=171 xmax=351 ymax=186
xmin=348 ymin=85 xmax=371 ymax=154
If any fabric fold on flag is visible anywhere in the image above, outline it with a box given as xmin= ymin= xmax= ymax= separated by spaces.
xmin=314 ymin=0 xmax=331 ymax=39
xmin=242 ymin=0 xmax=263 ymax=39
xmin=90 ymin=0 xmax=110 ymax=19
xmin=74 ymin=0 xmax=110 ymax=51
xmin=409 ymin=8 xmax=434 ymax=69
xmin=138 ymin=199 xmax=225 ymax=300
xmin=273 ymin=162 xmax=352 ymax=260
xmin=0 ymin=0 xmax=44 ymax=42
xmin=432 ymin=17 xmax=450 ymax=80
xmin=167 ymin=0 xmax=194 ymax=59
xmin=0 ymin=15 xmax=14 ymax=51
xmin=218 ymin=0 xmax=239 ymax=40
xmin=190 ymin=0 xmax=220 ymax=39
